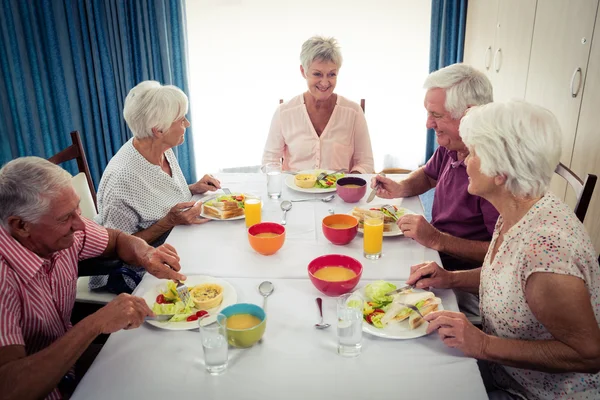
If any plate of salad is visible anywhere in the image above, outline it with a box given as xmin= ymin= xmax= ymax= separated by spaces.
xmin=142 ymin=275 xmax=237 ymax=331
xmin=200 ymin=193 xmax=258 ymax=221
xmin=285 ymin=170 xmax=345 ymax=193
xmin=354 ymin=205 xmax=416 ymax=237
xmin=359 ymin=281 xmax=443 ymax=339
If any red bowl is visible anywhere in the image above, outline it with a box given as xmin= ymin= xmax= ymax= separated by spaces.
xmin=308 ymin=254 xmax=363 ymax=296
xmin=248 ymin=222 xmax=286 ymax=255
xmin=336 ymin=177 xmax=367 ymax=203
xmin=322 ymin=214 xmax=359 ymax=245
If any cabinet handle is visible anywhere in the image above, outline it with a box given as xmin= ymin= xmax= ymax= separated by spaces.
xmin=570 ymin=67 xmax=582 ymax=98
xmin=493 ymin=48 xmax=502 ymax=72
xmin=484 ymin=46 xmax=492 ymax=70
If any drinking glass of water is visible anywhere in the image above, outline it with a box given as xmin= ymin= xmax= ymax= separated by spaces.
xmin=262 ymin=162 xmax=283 ymax=199
xmin=200 ymin=314 xmax=228 ymax=375
xmin=336 ymin=292 xmax=363 ymax=357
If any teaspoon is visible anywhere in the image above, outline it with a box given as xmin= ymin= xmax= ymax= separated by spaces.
xmin=315 ymin=298 xmax=331 ymax=329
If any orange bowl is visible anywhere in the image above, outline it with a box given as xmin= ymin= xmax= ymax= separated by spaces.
xmin=322 ymin=214 xmax=359 ymax=245
xmin=308 ymin=254 xmax=363 ymax=296
xmin=248 ymin=222 xmax=285 ymax=255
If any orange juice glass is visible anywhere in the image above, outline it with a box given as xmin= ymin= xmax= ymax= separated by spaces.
xmin=244 ymin=197 xmax=262 ymax=227
xmin=363 ymin=211 xmax=384 ymax=260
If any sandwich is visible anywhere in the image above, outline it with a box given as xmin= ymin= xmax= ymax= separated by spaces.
xmin=380 ymin=291 xmax=439 ymax=329
xmin=202 ymin=194 xmax=247 ymax=219
xmin=351 ymin=205 xmax=405 ymax=232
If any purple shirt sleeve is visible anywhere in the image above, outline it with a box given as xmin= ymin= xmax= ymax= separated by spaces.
xmin=423 ymin=147 xmax=445 ymax=181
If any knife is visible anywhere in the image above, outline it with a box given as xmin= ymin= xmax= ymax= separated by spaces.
xmin=384 ymin=285 xmax=415 ymax=296
xmin=366 ymin=173 xmax=386 ymax=203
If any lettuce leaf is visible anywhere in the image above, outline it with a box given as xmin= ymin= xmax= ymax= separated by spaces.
xmin=364 ymin=281 xmax=397 ymax=304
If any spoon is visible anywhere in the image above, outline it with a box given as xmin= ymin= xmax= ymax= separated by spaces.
xmin=258 ymin=281 xmax=275 ymax=310
xmin=328 ymin=208 xmax=335 ymax=215
xmin=280 ymin=200 xmax=292 ymax=225
xmin=291 ymin=194 xmax=336 ymax=203
xmin=315 ymin=298 xmax=331 ymax=329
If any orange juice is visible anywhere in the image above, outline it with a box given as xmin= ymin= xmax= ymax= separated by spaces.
xmin=244 ymin=198 xmax=261 ymax=227
xmin=363 ymin=212 xmax=384 ymax=259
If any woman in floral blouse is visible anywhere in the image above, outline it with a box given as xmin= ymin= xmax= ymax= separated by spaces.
xmin=406 ymin=100 xmax=600 ymax=400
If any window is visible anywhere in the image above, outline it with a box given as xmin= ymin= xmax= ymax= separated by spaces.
xmin=186 ymin=0 xmax=431 ymax=174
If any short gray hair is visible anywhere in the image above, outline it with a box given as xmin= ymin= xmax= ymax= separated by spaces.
xmin=300 ymin=36 xmax=343 ymax=72
xmin=123 ymin=80 xmax=189 ymax=139
xmin=424 ymin=63 xmax=493 ymax=119
xmin=460 ymin=100 xmax=562 ymax=198
xmin=0 ymin=157 xmax=73 ymax=229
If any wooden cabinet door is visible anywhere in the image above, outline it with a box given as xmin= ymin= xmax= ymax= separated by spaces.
xmin=463 ymin=0 xmax=499 ymax=81
xmin=568 ymin=8 xmax=600 ymax=252
xmin=525 ymin=0 xmax=599 ymax=199
xmin=491 ymin=0 xmax=537 ymax=102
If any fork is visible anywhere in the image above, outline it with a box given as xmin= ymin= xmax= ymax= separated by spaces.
xmin=396 ymin=302 xmax=424 ymax=319
xmin=382 ymin=204 xmax=399 ymax=222
xmin=206 ymin=181 xmax=231 ymax=194
xmin=176 ymin=280 xmax=191 ymax=305
xmin=316 ymin=168 xmax=346 ymax=181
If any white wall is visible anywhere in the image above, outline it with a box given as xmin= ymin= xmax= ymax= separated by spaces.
xmin=186 ymin=0 xmax=431 ymax=175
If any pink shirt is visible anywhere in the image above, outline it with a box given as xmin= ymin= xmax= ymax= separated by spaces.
xmin=0 ymin=217 xmax=109 ymax=400
xmin=262 ymin=94 xmax=375 ymax=173
xmin=481 ymin=192 xmax=600 ymax=399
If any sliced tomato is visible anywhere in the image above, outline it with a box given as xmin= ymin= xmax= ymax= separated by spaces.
xmin=235 ymin=195 xmax=244 ymax=201
xmin=186 ymin=315 xmax=199 ymax=322
xmin=196 ymin=310 xmax=208 ymax=318
xmin=156 ymin=294 xmax=166 ymax=304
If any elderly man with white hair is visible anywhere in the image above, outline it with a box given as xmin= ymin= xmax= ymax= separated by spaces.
xmin=372 ymin=63 xmax=499 ymax=270
xmin=0 ymin=157 xmax=187 ymax=400
xmin=262 ymin=35 xmax=375 ymax=174
xmin=407 ymin=101 xmax=600 ymax=400
xmin=92 ymin=80 xmax=219 ymax=293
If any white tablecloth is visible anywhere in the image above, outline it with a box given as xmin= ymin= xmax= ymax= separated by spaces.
xmin=72 ymin=174 xmax=487 ymax=399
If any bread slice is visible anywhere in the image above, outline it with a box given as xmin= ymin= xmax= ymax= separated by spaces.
xmin=203 ymin=204 xmax=244 ymax=219
xmin=352 ymin=207 xmax=395 ymax=232
xmin=408 ymin=300 xmax=439 ymax=330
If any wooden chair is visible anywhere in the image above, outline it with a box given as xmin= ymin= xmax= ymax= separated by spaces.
xmin=555 ymin=162 xmax=597 ymax=223
xmin=48 ymin=130 xmax=97 ymax=210
xmin=279 ymin=98 xmax=366 ymax=112
xmin=379 ymin=168 xmax=412 ymax=175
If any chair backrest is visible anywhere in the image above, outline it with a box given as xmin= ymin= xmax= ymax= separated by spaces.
xmin=555 ymin=162 xmax=597 ymax=223
xmin=279 ymin=98 xmax=366 ymax=112
xmin=379 ymin=168 xmax=412 ymax=175
xmin=48 ymin=131 xmax=97 ymax=210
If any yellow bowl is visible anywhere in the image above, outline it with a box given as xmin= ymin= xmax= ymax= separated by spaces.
xmin=190 ymin=283 xmax=224 ymax=310
xmin=295 ymin=174 xmax=317 ymax=188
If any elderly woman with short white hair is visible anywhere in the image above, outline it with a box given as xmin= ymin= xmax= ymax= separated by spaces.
xmin=262 ymin=35 xmax=374 ymax=174
xmin=406 ymin=101 xmax=600 ymax=399
xmin=92 ymin=81 xmax=220 ymax=293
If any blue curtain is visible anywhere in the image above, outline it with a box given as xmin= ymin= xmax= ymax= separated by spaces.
xmin=425 ymin=0 xmax=468 ymax=162
xmin=0 ymin=0 xmax=196 ymax=185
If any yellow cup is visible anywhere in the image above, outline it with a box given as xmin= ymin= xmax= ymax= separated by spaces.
xmin=244 ymin=197 xmax=262 ymax=227
xmin=363 ymin=211 xmax=384 ymax=260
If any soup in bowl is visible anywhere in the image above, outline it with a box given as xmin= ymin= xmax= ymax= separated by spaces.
xmin=308 ymin=254 xmax=363 ymax=296
xmin=336 ymin=177 xmax=367 ymax=203
xmin=248 ymin=222 xmax=285 ymax=255
xmin=220 ymin=303 xmax=267 ymax=348
xmin=322 ymin=214 xmax=359 ymax=245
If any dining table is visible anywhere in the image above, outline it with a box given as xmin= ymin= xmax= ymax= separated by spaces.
xmin=72 ymin=173 xmax=487 ymax=400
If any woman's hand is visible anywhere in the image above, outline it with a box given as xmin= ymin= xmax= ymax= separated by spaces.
xmin=190 ymin=174 xmax=221 ymax=194
xmin=406 ymin=261 xmax=454 ymax=289
xmin=164 ymin=201 xmax=210 ymax=227
xmin=370 ymin=175 xmax=400 ymax=199
xmin=425 ymin=311 xmax=489 ymax=359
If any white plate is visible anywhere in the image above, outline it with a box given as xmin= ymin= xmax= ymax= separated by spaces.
xmin=143 ymin=275 xmax=237 ymax=331
xmin=358 ymin=284 xmax=444 ymax=339
xmin=355 ymin=206 xmax=417 ymax=237
xmin=284 ymin=170 xmax=341 ymax=193
xmin=199 ymin=193 xmax=257 ymax=221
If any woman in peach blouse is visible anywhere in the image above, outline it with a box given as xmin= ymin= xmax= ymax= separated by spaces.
xmin=262 ymin=36 xmax=375 ymax=174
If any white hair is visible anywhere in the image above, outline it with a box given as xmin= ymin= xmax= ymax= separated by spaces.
xmin=460 ymin=100 xmax=562 ymax=198
xmin=300 ymin=36 xmax=343 ymax=72
xmin=0 ymin=157 xmax=73 ymax=229
xmin=122 ymin=80 xmax=189 ymax=139
xmin=424 ymin=63 xmax=493 ymax=119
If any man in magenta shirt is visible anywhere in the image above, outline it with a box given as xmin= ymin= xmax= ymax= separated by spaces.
xmin=0 ymin=157 xmax=187 ymax=400
xmin=372 ymin=64 xmax=499 ymax=271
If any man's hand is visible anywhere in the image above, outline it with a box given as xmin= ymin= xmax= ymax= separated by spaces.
xmin=370 ymin=175 xmax=401 ymax=199
xmin=406 ymin=261 xmax=454 ymax=289
xmin=190 ymin=174 xmax=221 ymax=194
xmin=164 ymin=201 xmax=210 ymax=227
xmin=425 ymin=311 xmax=489 ymax=359
xmin=140 ymin=243 xmax=186 ymax=281
xmin=92 ymin=294 xmax=154 ymax=334
xmin=397 ymin=214 xmax=441 ymax=250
